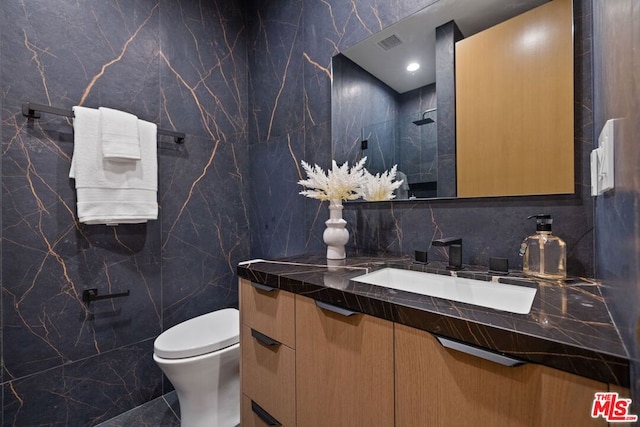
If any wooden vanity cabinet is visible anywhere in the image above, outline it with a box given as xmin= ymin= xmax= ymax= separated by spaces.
xmin=295 ymin=295 xmax=395 ymax=427
xmin=240 ymin=277 xmax=628 ymax=426
xmin=240 ymin=278 xmax=296 ymax=426
xmin=395 ymin=323 xmax=608 ymax=427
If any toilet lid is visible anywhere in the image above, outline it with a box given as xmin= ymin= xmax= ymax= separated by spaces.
xmin=154 ymin=308 xmax=239 ymax=359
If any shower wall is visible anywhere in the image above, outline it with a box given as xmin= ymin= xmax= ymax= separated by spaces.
xmin=331 ymin=53 xmax=399 ymax=168
xmin=398 ymin=84 xmax=438 ymax=195
xmin=0 ymin=0 xmax=249 ymax=425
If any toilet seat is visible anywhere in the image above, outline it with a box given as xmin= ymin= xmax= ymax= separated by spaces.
xmin=154 ymin=308 xmax=239 ymax=359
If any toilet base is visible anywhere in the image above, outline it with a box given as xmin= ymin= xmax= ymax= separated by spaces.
xmin=155 ymin=343 xmax=240 ymax=427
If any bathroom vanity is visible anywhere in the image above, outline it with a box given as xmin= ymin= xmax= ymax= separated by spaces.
xmin=238 ymin=256 xmax=630 ymax=426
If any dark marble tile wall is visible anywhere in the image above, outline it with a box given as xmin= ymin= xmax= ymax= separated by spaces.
xmin=248 ymin=0 xmax=434 ymax=258
xmin=593 ymin=0 xmax=640 ymax=405
xmin=398 ymin=84 xmax=438 ymax=191
xmin=247 ymin=0 xmax=304 ymax=143
xmin=156 ymin=0 xmax=248 ymax=330
xmin=331 ymin=53 xmax=399 ymax=167
xmin=361 ymin=118 xmax=398 ymax=175
xmin=249 ymin=132 xmax=307 ymax=258
xmin=3 ymin=340 xmax=159 ymax=426
xmin=1 ymin=0 xmax=248 ymax=425
xmin=248 ymin=0 xmax=595 ymax=278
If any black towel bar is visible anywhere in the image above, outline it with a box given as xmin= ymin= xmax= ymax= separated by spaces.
xmin=82 ymin=288 xmax=130 ymax=305
xmin=22 ymin=102 xmax=185 ymax=144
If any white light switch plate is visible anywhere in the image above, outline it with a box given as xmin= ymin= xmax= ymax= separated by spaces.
xmin=592 ymin=119 xmax=616 ymax=195
xmin=590 ymin=148 xmax=601 ymax=196
xmin=599 ymin=119 xmax=615 ymax=193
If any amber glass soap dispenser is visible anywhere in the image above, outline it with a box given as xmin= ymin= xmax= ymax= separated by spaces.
xmin=519 ymin=214 xmax=567 ymax=281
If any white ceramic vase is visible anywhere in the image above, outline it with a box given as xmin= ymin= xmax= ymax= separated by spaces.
xmin=323 ymin=200 xmax=349 ymax=259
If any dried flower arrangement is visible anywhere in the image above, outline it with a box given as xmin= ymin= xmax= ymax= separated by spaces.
xmin=298 ymin=157 xmax=403 ymax=202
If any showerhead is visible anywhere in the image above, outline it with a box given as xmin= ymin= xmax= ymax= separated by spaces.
xmin=413 ymin=107 xmax=437 ymax=126
xmin=412 ymin=117 xmax=434 ymax=126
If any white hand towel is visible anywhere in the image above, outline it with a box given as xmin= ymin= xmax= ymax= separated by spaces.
xmin=99 ymin=106 xmax=141 ymax=160
xmin=69 ymin=106 xmax=99 ymax=181
xmin=71 ymin=106 xmax=158 ymax=225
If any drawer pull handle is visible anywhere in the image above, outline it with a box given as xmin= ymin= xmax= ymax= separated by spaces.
xmin=251 ymin=400 xmax=281 ymax=426
xmin=250 ymin=282 xmax=276 ymax=292
xmin=315 ymin=300 xmax=359 ymax=317
xmin=251 ymin=328 xmax=281 ymax=347
xmin=435 ymin=335 xmax=526 ymax=367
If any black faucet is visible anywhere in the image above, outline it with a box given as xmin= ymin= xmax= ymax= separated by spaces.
xmin=431 ymin=237 xmax=463 ymax=270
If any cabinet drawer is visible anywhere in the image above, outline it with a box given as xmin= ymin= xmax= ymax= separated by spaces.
xmin=241 ymin=324 xmax=295 ymax=426
xmin=240 ymin=278 xmax=295 ymax=348
xmin=242 ymin=393 xmax=289 ymax=427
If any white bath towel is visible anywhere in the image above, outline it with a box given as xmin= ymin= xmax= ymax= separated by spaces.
xmin=70 ymin=106 xmax=158 ymax=225
xmin=99 ymin=106 xmax=141 ymax=160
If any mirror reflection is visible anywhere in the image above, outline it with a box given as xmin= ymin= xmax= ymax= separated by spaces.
xmin=361 ymin=108 xmax=439 ymax=199
xmin=331 ymin=0 xmax=550 ymax=200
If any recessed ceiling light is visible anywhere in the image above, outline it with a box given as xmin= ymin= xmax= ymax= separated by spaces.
xmin=406 ymin=62 xmax=420 ymax=72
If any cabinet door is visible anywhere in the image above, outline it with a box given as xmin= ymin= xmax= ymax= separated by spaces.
xmin=395 ymin=323 xmax=607 ymax=427
xmin=295 ymin=295 xmax=394 ymax=427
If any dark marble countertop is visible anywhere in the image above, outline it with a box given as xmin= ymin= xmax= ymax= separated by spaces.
xmin=237 ymin=255 xmax=629 ymax=387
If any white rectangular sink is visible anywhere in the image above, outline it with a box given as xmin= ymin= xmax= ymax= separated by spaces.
xmin=351 ymin=268 xmax=536 ymax=314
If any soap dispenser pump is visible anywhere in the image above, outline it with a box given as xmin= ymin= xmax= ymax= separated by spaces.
xmin=519 ymin=214 xmax=567 ymax=281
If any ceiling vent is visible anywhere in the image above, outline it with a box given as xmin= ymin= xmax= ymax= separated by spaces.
xmin=376 ymin=34 xmax=403 ymax=51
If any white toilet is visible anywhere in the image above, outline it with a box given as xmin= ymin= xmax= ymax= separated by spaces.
xmin=153 ymin=308 xmax=240 ymax=427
